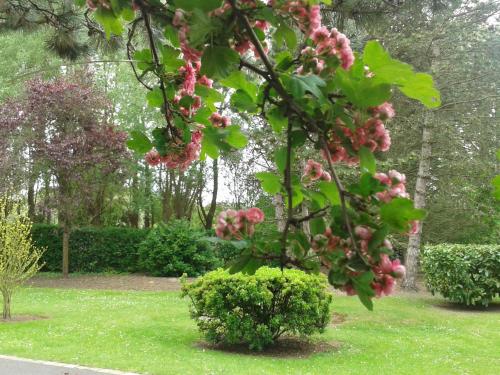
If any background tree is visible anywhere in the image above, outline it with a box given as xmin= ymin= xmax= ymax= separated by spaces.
xmin=0 ymin=74 xmax=129 ymax=276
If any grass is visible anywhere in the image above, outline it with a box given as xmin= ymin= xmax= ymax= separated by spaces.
xmin=0 ymin=287 xmax=499 ymax=375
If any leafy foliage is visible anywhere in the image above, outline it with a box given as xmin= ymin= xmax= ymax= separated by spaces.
xmin=182 ymin=267 xmax=332 ymax=350
xmin=422 ymin=244 xmax=500 ymax=307
xmin=0 ymin=198 xmax=44 ymax=319
xmin=32 ymin=224 xmax=149 ymax=273
xmin=138 ymin=220 xmax=221 ymax=276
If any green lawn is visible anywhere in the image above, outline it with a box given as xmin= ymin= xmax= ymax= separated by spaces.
xmin=0 ymin=288 xmax=499 ymax=375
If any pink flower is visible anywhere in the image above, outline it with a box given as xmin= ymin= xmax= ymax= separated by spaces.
xmin=246 ymin=207 xmax=265 ymax=224
xmin=209 ymin=113 xmax=231 ymax=128
xmin=391 ymin=259 xmax=406 ymax=278
xmin=409 ymin=220 xmax=419 ymax=235
xmin=378 ymin=254 xmax=393 ymax=274
xmin=388 ymin=169 xmax=406 ymax=184
xmin=145 ymin=149 xmax=161 ymax=166
xmin=370 ymin=102 xmax=395 ymax=120
xmin=355 ymin=225 xmax=372 ymax=241
xmin=215 ymin=207 xmax=264 ymax=240
xmin=320 ymin=171 xmax=331 ymax=182
xmin=303 ymin=159 xmax=324 ymax=181
xmin=197 ymin=75 xmax=213 ymax=88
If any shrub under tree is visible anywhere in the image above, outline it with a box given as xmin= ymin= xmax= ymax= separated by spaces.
xmin=0 ymin=198 xmax=44 ymax=320
xmin=182 ymin=267 xmax=332 ymax=350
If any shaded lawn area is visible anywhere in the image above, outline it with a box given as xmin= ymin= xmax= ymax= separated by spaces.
xmin=0 ymin=288 xmax=499 ymax=375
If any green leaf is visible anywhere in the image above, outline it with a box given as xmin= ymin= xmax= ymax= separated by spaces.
xmin=225 ymin=126 xmax=248 ymax=149
xmin=146 ymin=88 xmax=164 ymax=108
xmin=192 ymin=107 xmax=213 ymax=126
xmin=334 ymin=68 xmax=391 ymax=108
xmin=492 ymin=175 xmax=500 ymax=200
xmin=164 ymin=25 xmax=180 ymax=48
xmin=318 ymin=181 xmax=340 ymax=205
xmin=151 ymin=127 xmax=168 ymax=155
xmin=274 ymin=23 xmax=297 ymax=51
xmin=201 ymin=128 xmax=220 ymax=159
xmin=159 ymin=45 xmax=184 ymax=71
xmin=220 ymin=71 xmax=258 ymax=98
xmin=496 ymin=149 xmax=500 ymax=161
xmin=274 ymin=147 xmax=290 ymax=173
xmin=359 ymin=146 xmax=376 ymax=175
xmin=195 ymin=85 xmax=223 ymax=108
xmin=349 ymin=173 xmax=385 ymax=197
xmin=133 ymin=49 xmax=153 ymax=71
xmin=231 ymin=90 xmax=257 ymax=113
xmin=310 ymin=217 xmax=326 ymax=236
xmin=255 ymin=172 xmax=282 ymax=195
xmin=399 ymin=73 xmax=442 ymax=108
xmin=266 ymin=107 xmax=288 ymax=133
xmin=285 ymin=74 xmax=326 ymax=100
xmin=291 ymin=185 xmax=304 ymax=207
xmin=380 ymin=198 xmax=427 ymax=232
xmin=94 ymin=8 xmax=123 ymax=38
xmin=352 ymin=271 xmax=375 ymax=311
xmin=174 ymin=0 xmax=223 ymax=12
xmin=126 ymin=131 xmax=153 ymax=153
xmin=187 ymin=9 xmax=217 ymax=48
xmin=363 ymin=40 xmax=441 ymax=108
xmin=201 ymin=46 xmax=240 ymax=78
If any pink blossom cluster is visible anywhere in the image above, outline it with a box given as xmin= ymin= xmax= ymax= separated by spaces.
xmin=374 ymin=169 xmax=410 ymax=203
xmin=302 ymin=159 xmax=331 ymax=184
xmin=144 ymin=130 xmax=202 ymax=171
xmin=271 ymin=1 xmax=321 ymax=36
xmin=369 ymin=102 xmax=396 ymax=121
xmin=312 ymin=228 xmax=353 ymax=267
xmin=215 ymin=207 xmax=265 ymax=240
xmin=321 ymin=121 xmax=359 ymax=165
xmin=322 ymin=102 xmax=395 ymax=164
xmin=371 ymin=253 xmax=406 ymax=297
xmin=311 ymin=224 xmax=405 ymax=297
xmin=347 ymin=118 xmax=392 ymax=153
xmin=308 ymin=27 xmax=354 ymax=70
xmin=209 ymin=113 xmax=231 ymax=128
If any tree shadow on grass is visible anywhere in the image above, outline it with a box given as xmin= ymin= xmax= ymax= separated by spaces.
xmin=433 ymin=301 xmax=500 ymax=313
xmin=194 ymin=337 xmax=341 ymax=359
xmin=0 ymin=315 xmax=49 ymax=323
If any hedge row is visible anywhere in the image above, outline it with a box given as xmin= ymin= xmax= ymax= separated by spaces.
xmin=422 ymin=244 xmax=500 ymax=307
xmin=31 ymin=222 xmax=241 ymax=275
xmin=32 ymin=224 xmax=149 ymax=273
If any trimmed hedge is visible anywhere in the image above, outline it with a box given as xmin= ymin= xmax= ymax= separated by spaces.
xmin=422 ymin=244 xmax=500 ymax=307
xmin=32 ymin=224 xmax=149 ymax=273
xmin=182 ymin=267 xmax=332 ymax=350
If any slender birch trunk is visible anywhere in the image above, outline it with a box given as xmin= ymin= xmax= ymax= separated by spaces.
xmin=402 ymin=114 xmax=433 ymax=290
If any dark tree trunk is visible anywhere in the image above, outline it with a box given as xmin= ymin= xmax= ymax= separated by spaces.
xmin=204 ymin=158 xmax=219 ymax=229
xmin=62 ymin=222 xmax=70 ymax=278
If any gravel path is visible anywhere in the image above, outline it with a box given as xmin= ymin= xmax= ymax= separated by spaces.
xmin=27 ymin=274 xmax=192 ymax=292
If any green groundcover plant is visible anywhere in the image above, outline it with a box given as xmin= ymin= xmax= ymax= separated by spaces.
xmin=182 ymin=266 xmax=332 ymax=350
xmin=422 ymin=244 xmax=500 ymax=307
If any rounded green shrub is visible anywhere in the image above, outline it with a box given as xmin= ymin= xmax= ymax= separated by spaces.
xmin=138 ymin=220 xmax=221 ymax=276
xmin=422 ymin=244 xmax=500 ymax=307
xmin=182 ymin=267 xmax=332 ymax=350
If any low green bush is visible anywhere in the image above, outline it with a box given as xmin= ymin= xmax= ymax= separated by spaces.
xmin=422 ymin=244 xmax=500 ymax=307
xmin=31 ymin=224 xmax=149 ymax=273
xmin=138 ymin=220 xmax=221 ymax=276
xmin=182 ymin=267 xmax=332 ymax=350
